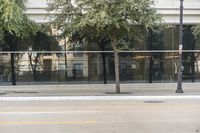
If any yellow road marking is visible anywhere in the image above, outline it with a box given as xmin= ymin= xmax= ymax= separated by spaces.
xmin=0 ymin=120 xmax=96 ymax=125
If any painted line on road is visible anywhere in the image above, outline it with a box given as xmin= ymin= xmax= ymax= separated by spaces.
xmin=0 ymin=120 xmax=96 ymax=125
xmin=0 ymin=111 xmax=102 ymax=114
xmin=0 ymin=95 xmax=200 ymax=101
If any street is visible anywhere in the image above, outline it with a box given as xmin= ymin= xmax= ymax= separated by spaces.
xmin=0 ymin=99 xmax=199 ymax=133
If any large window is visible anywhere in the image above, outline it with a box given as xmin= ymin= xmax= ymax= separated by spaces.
xmin=73 ymin=63 xmax=83 ymax=78
xmin=1 ymin=25 xmax=200 ymax=85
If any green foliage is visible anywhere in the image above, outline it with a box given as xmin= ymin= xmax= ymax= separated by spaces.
xmin=0 ymin=27 xmax=4 ymax=42
xmin=0 ymin=25 xmax=59 ymax=51
xmin=0 ymin=0 xmax=38 ymax=38
xmin=31 ymin=31 xmax=60 ymax=51
xmin=48 ymin=0 xmax=162 ymax=49
xmin=192 ymin=25 xmax=200 ymax=36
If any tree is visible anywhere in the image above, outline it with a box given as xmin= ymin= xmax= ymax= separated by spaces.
xmin=193 ymin=25 xmax=200 ymax=75
xmin=148 ymin=28 xmax=165 ymax=83
xmin=28 ymin=30 xmax=59 ymax=81
xmin=0 ymin=0 xmax=37 ymax=37
xmin=183 ymin=26 xmax=196 ymax=82
xmin=67 ymin=32 xmax=110 ymax=83
xmin=0 ymin=0 xmax=38 ymax=85
xmin=48 ymin=0 xmax=162 ymax=93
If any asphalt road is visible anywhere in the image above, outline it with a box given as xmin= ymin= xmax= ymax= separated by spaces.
xmin=0 ymin=99 xmax=200 ymax=133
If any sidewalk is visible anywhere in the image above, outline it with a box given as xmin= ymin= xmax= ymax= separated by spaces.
xmin=0 ymin=83 xmax=200 ymax=97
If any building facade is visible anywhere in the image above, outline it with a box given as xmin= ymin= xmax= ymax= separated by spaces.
xmin=0 ymin=0 xmax=200 ymax=85
xmin=26 ymin=0 xmax=200 ymax=24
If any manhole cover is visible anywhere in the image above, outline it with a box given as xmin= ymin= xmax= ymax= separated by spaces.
xmin=144 ymin=101 xmax=164 ymax=103
xmin=105 ymin=92 xmax=132 ymax=94
xmin=0 ymin=93 xmax=7 ymax=95
xmin=13 ymin=91 xmax=38 ymax=94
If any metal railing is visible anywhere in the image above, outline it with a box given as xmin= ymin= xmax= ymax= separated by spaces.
xmin=0 ymin=51 xmax=200 ymax=85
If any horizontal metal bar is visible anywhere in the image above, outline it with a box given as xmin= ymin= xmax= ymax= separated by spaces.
xmin=0 ymin=51 xmax=113 ymax=54
xmin=1 ymin=50 xmax=200 ymax=54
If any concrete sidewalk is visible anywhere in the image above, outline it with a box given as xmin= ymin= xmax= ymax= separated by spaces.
xmin=0 ymin=83 xmax=199 ymax=97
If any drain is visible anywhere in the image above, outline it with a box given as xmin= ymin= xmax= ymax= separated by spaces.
xmin=0 ymin=93 xmax=7 ymax=95
xmin=13 ymin=91 xmax=38 ymax=94
xmin=105 ymin=92 xmax=132 ymax=94
xmin=144 ymin=101 xmax=164 ymax=103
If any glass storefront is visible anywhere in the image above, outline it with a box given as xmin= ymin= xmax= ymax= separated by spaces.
xmin=0 ymin=25 xmax=200 ymax=85
xmin=1 ymin=51 xmax=200 ymax=85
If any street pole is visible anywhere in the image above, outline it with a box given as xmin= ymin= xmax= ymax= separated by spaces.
xmin=176 ymin=0 xmax=184 ymax=93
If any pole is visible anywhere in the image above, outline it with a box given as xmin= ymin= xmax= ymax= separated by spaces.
xmin=176 ymin=0 xmax=184 ymax=93
xmin=64 ymin=38 xmax=68 ymax=81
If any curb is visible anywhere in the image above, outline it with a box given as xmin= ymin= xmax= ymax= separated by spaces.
xmin=1 ymin=95 xmax=200 ymax=101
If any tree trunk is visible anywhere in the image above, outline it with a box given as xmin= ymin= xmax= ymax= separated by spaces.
xmin=114 ymin=50 xmax=120 ymax=93
xmin=148 ymin=29 xmax=153 ymax=83
xmin=33 ymin=69 xmax=37 ymax=81
xmin=109 ymin=33 xmax=120 ymax=93
xmin=99 ymin=38 xmax=107 ymax=84
xmin=149 ymin=54 xmax=153 ymax=83
xmin=64 ymin=38 xmax=68 ymax=80
xmin=190 ymin=52 xmax=195 ymax=82
xmin=9 ymin=36 xmax=16 ymax=85
xmin=195 ymin=54 xmax=200 ymax=76
xmin=110 ymin=37 xmax=120 ymax=93
xmin=102 ymin=50 xmax=107 ymax=84
xmin=29 ymin=54 xmax=38 ymax=81
xmin=159 ymin=53 xmax=164 ymax=81
xmin=87 ymin=53 xmax=92 ymax=83
xmin=33 ymin=54 xmax=38 ymax=81
xmin=11 ymin=52 xmax=16 ymax=85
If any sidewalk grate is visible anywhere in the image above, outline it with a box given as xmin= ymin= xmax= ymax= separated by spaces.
xmin=105 ymin=92 xmax=132 ymax=94
xmin=0 ymin=93 xmax=7 ymax=96
xmin=144 ymin=101 xmax=164 ymax=103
